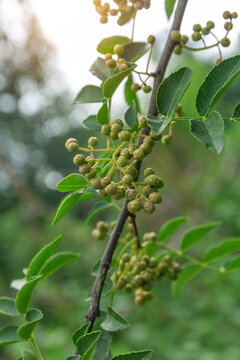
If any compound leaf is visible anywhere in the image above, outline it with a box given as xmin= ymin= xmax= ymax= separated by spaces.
xmin=204 ymin=238 xmax=240 ymax=263
xmin=56 ymin=174 xmax=88 ymax=193
xmin=112 ymin=350 xmax=152 ymax=360
xmin=0 ymin=326 xmax=23 ymax=347
xmin=72 ymin=322 xmax=91 ymax=346
xmin=40 ymin=251 xmax=80 ymax=279
xmin=17 ymin=309 xmax=43 ymax=340
xmin=86 ymin=201 xmax=112 ymax=223
xmin=159 ymin=216 xmax=189 ymax=243
xmin=0 ymin=297 xmax=20 ymax=317
xmin=15 ymin=276 xmax=42 ymax=314
xmin=172 ymin=264 xmax=202 ymax=296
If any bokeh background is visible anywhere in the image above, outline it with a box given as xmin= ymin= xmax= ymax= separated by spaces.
xmin=0 ymin=0 xmax=240 ymax=359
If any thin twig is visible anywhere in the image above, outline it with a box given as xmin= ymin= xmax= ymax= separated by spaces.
xmin=129 ymin=214 xmax=140 ymax=248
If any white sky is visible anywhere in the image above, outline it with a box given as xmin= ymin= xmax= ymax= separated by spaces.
xmin=10 ymin=0 xmax=240 ymax=93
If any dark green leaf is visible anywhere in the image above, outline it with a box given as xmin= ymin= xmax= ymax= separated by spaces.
xmin=52 ymin=193 xmax=83 ymax=226
xmin=0 ymin=326 xmax=23 ymax=347
xmin=233 ymin=103 xmax=240 ymax=120
xmin=196 ymin=55 xmax=240 ymax=116
xmin=56 ymin=174 xmax=88 ymax=193
xmin=40 ymin=251 xmax=80 ymax=279
xmin=65 ymin=357 xmax=80 ymax=360
xmin=125 ymin=103 xmax=138 ymax=128
xmin=73 ymin=85 xmax=105 ymax=104
xmin=112 ymin=350 xmax=152 ymax=360
xmin=76 ymin=331 xmax=101 ymax=360
xmin=147 ymin=115 xmax=172 ymax=135
xmin=101 ymin=306 xmax=129 ymax=332
xmin=82 ymin=115 xmax=102 ymax=131
xmin=190 ymin=111 xmax=225 ymax=154
xmin=156 ymin=67 xmax=192 ymax=116
xmin=204 ymin=238 xmax=240 ymax=263
xmin=90 ymin=57 xmax=111 ymax=81
xmin=97 ymin=36 xmax=131 ymax=54
xmin=103 ymin=66 xmax=136 ymax=100
xmin=17 ymin=309 xmax=43 ymax=340
xmin=86 ymin=201 xmax=112 ymax=223
xmin=15 ymin=276 xmax=42 ymax=314
xmin=122 ymin=42 xmax=150 ymax=62
xmin=172 ymin=264 xmax=202 ymax=296
xmin=93 ymin=331 xmax=111 ymax=360
xmin=165 ymin=0 xmax=176 ymax=18
xmin=72 ymin=322 xmax=91 ymax=346
xmin=225 ymin=257 xmax=240 ymax=272
xmin=0 ymin=297 xmax=20 ymax=317
xmin=97 ymin=102 xmax=109 ymax=125
xmin=22 ymin=350 xmax=38 ymax=360
xmin=181 ymin=221 xmax=221 ymax=252
xmin=27 ymin=236 xmax=62 ymax=280
xmin=159 ymin=216 xmax=189 ymax=243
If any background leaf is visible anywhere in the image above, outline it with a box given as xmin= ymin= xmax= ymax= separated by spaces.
xmin=103 ymin=66 xmax=136 ymax=100
xmin=40 ymin=251 xmax=80 ymax=279
xmin=122 ymin=42 xmax=150 ymax=62
xmin=97 ymin=36 xmax=131 ymax=54
xmin=56 ymin=174 xmax=88 ymax=193
xmin=124 ymin=75 xmax=140 ymax=112
xmin=76 ymin=331 xmax=101 ymax=360
xmin=97 ymin=102 xmax=109 ymax=125
xmin=82 ymin=115 xmax=102 ymax=131
xmin=87 ymin=201 xmax=112 ymax=223
xmin=0 ymin=297 xmax=20 ymax=317
xmin=52 ymin=193 xmax=83 ymax=226
xmin=17 ymin=309 xmax=43 ymax=340
xmin=112 ymin=350 xmax=152 ymax=360
xmin=101 ymin=306 xmax=129 ymax=332
xmin=90 ymin=57 xmax=111 ymax=81
xmin=190 ymin=111 xmax=225 ymax=154
xmin=147 ymin=115 xmax=172 ymax=135
xmin=204 ymin=238 xmax=240 ymax=263
xmin=225 ymin=257 xmax=240 ymax=272
xmin=15 ymin=276 xmax=42 ymax=314
xmin=125 ymin=103 xmax=138 ymax=128
xmin=72 ymin=322 xmax=91 ymax=346
xmin=196 ymin=55 xmax=240 ymax=116
xmin=93 ymin=331 xmax=111 ymax=360
xmin=165 ymin=0 xmax=177 ymax=18
xmin=159 ymin=216 xmax=189 ymax=243
xmin=73 ymin=85 xmax=105 ymax=104
xmin=0 ymin=326 xmax=23 ymax=347
xmin=172 ymin=264 xmax=202 ymax=296
xmin=21 ymin=350 xmax=38 ymax=360
xmin=233 ymin=103 xmax=240 ymax=119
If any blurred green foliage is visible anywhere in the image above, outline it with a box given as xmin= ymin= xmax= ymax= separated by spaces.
xmin=0 ymin=1 xmax=240 ymax=359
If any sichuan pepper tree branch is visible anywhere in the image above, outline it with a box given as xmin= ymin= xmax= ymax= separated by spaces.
xmin=84 ymin=0 xmax=189 ymax=331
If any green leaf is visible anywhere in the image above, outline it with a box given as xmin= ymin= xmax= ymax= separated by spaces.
xmin=225 ymin=257 xmax=240 ymax=272
xmin=97 ymin=102 xmax=109 ymax=125
xmin=204 ymin=238 xmax=240 ymax=263
xmin=159 ymin=216 xmax=189 ymax=243
xmin=0 ymin=297 xmax=20 ymax=317
xmin=233 ymin=103 xmax=240 ymax=119
xmin=156 ymin=67 xmax=192 ymax=116
xmin=90 ymin=57 xmax=111 ymax=81
xmin=196 ymin=55 xmax=240 ymax=116
xmin=76 ymin=331 xmax=101 ymax=360
xmin=101 ymin=306 xmax=129 ymax=332
xmin=122 ymin=42 xmax=150 ymax=62
xmin=103 ymin=66 xmax=136 ymax=100
xmin=15 ymin=276 xmax=43 ymax=314
xmin=72 ymin=322 xmax=91 ymax=346
xmin=124 ymin=75 xmax=140 ymax=113
xmin=190 ymin=111 xmax=225 ymax=154
xmin=0 ymin=326 xmax=23 ymax=347
xmin=82 ymin=115 xmax=102 ymax=131
xmin=26 ymin=236 xmax=62 ymax=280
xmin=22 ymin=350 xmax=38 ymax=360
xmin=65 ymin=357 xmax=80 ymax=360
xmin=17 ymin=309 xmax=43 ymax=340
xmin=52 ymin=193 xmax=82 ymax=226
xmin=79 ymin=189 xmax=99 ymax=202
xmin=86 ymin=201 xmax=112 ymax=223
xmin=112 ymin=350 xmax=152 ymax=360
xmin=97 ymin=36 xmax=131 ymax=54
xmin=125 ymin=103 xmax=138 ymax=128
xmin=73 ymin=85 xmax=105 ymax=104
xmin=147 ymin=115 xmax=172 ymax=135
xmin=181 ymin=221 xmax=221 ymax=252
xmin=56 ymin=174 xmax=88 ymax=193
xmin=117 ymin=10 xmax=135 ymax=26
xmin=165 ymin=0 xmax=176 ymax=18
xmin=172 ymin=264 xmax=202 ymax=296
xmin=40 ymin=251 xmax=80 ymax=279
xmin=93 ymin=331 xmax=111 ymax=360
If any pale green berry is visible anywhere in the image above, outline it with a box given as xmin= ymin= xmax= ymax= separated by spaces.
xmin=73 ymin=154 xmax=85 ymax=166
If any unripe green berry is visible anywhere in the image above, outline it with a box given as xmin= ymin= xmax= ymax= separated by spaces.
xmin=112 ymin=118 xmax=124 ymax=127
xmin=114 ymin=44 xmax=124 ymax=56
xmin=117 ymin=156 xmax=129 ymax=167
xmin=125 ymin=167 xmax=138 ymax=179
xmin=172 ymin=261 xmax=182 ymax=273
xmin=135 ymin=295 xmax=144 ymax=305
xmin=143 ymin=232 xmax=157 ymax=242
xmin=170 ymin=30 xmax=181 ymax=42
xmin=173 ymin=44 xmax=182 ymax=55
xmin=143 ymin=136 xmax=155 ymax=147
xmin=143 ymin=291 xmax=152 ymax=301
xmin=99 ymin=188 xmax=106 ymax=197
xmin=231 ymin=12 xmax=238 ymax=19
xmin=118 ymin=130 xmax=131 ymax=141
xmin=110 ymin=131 xmax=118 ymax=140
xmin=138 ymin=116 xmax=148 ymax=128
xmin=101 ymin=124 xmax=111 ymax=136
xmin=142 ymin=186 xmax=154 ymax=197
xmin=133 ymin=148 xmax=145 ymax=161
xmin=206 ymin=21 xmax=215 ymax=29
xmin=181 ymin=35 xmax=188 ymax=43
xmin=66 ymin=142 xmax=79 ymax=152
xmin=127 ymin=223 xmax=134 ymax=233
xmin=143 ymin=272 xmax=153 ymax=283
xmin=144 ymin=168 xmax=155 ymax=177
xmin=166 ymin=268 xmax=177 ymax=280
xmin=223 ymin=10 xmax=231 ymax=19
xmin=111 ymin=123 xmax=122 ymax=133
xmin=142 ymin=282 xmax=152 ymax=291
xmin=128 ymin=144 xmax=138 ymax=154
xmin=162 ymin=255 xmax=172 ymax=264
xmin=119 ymin=63 xmax=128 ymax=72
xmin=161 ymin=134 xmax=172 ymax=145
xmin=149 ymin=192 xmax=162 ymax=204
xmin=147 ymin=35 xmax=156 ymax=45
xmin=202 ymin=27 xmax=210 ymax=35
xmin=91 ymin=228 xmax=105 ymax=240
xmin=88 ymin=136 xmax=98 ymax=147
xmin=101 ymin=177 xmax=111 ymax=188
xmin=131 ymin=83 xmax=141 ymax=93
xmin=127 ymin=199 xmax=142 ymax=214
xmin=142 ymin=85 xmax=152 ymax=93
xmin=137 ymin=261 xmax=147 ymax=271
xmin=143 ymin=201 xmax=155 ymax=214
xmin=106 ymin=59 xmax=117 ymax=68
xmin=149 ymin=257 xmax=158 ymax=269
xmin=116 ymin=278 xmax=127 ymax=289
xmin=145 ymin=174 xmax=164 ymax=188
xmin=140 ymin=143 xmax=152 ymax=155
xmin=224 ymin=21 xmax=233 ymax=31
xmin=96 ymin=221 xmax=109 ymax=233
xmin=126 ymin=188 xmax=137 ymax=201
xmin=113 ymin=186 xmax=125 ymax=200
xmin=65 ymin=137 xmax=78 ymax=147
xmin=91 ymin=177 xmax=103 ymax=190
xmin=121 ymin=148 xmax=131 ymax=159
xmin=122 ymin=253 xmax=130 ymax=263
xmin=105 ymin=53 xmax=112 ymax=61
xmin=73 ymin=154 xmax=85 ymax=166
xmin=105 ymin=183 xmax=117 ymax=195
xmin=125 ymin=284 xmax=133 ymax=292
xmin=86 ymin=169 xmax=97 ymax=179
xmin=123 ymin=174 xmax=133 ymax=185
xmin=133 ymin=274 xmax=144 ymax=287
xmin=192 ymin=31 xmax=201 ymax=41
xmin=79 ymin=163 xmax=92 ymax=174
xmin=193 ymin=24 xmax=201 ymax=32
xmin=220 ymin=37 xmax=230 ymax=47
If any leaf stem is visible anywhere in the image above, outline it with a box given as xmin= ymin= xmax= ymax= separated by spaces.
xmin=31 ymin=335 xmax=44 ymax=360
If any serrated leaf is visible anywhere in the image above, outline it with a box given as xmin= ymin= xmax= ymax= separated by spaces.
xmin=72 ymin=322 xmax=91 ymax=346
xmin=26 ymin=236 xmax=62 ymax=280
xmin=86 ymin=201 xmax=112 ymax=223
xmin=22 ymin=349 xmax=38 ymax=360
xmin=233 ymin=103 xmax=240 ymax=120
xmin=17 ymin=309 xmax=43 ymax=340
xmin=73 ymin=85 xmax=105 ymax=104
xmin=122 ymin=42 xmax=150 ymax=62
xmin=103 ymin=66 xmax=136 ymax=100
xmin=190 ymin=111 xmax=225 ymax=154
xmin=196 ymin=55 xmax=240 ymax=116
xmin=204 ymin=238 xmax=240 ymax=263
xmin=15 ymin=276 xmax=43 ymax=314
xmin=165 ymin=0 xmax=176 ymax=18
xmin=159 ymin=216 xmax=189 ymax=243
xmin=0 ymin=326 xmax=23 ymax=347
xmin=0 ymin=297 xmax=20 ymax=317
xmin=147 ymin=115 xmax=172 ymax=135
xmin=112 ymin=350 xmax=152 ymax=360
xmin=76 ymin=331 xmax=101 ymax=360
xmin=172 ymin=264 xmax=202 ymax=296
xmin=93 ymin=331 xmax=111 ymax=360
xmin=125 ymin=103 xmax=138 ymax=128
xmin=181 ymin=221 xmax=221 ymax=252
xmin=97 ymin=36 xmax=131 ymax=54
xmin=82 ymin=115 xmax=102 ymax=131
xmin=52 ymin=193 xmax=83 ymax=226
xmin=101 ymin=306 xmax=129 ymax=332
xmin=225 ymin=257 xmax=240 ymax=272
xmin=56 ymin=174 xmax=88 ymax=193
xmin=40 ymin=251 xmax=80 ymax=279
xmin=90 ymin=57 xmax=111 ymax=81
xmin=156 ymin=67 xmax=192 ymax=116
xmin=97 ymin=102 xmax=109 ymax=125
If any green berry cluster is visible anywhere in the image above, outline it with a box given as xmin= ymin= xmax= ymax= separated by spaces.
xmin=115 ymin=231 xmax=182 ymax=305
xmin=91 ymin=221 xmax=109 ymax=240
xmin=93 ymin=0 xmax=151 ymax=25
xmin=105 ymin=44 xmax=129 ymax=72
xmin=170 ymin=30 xmax=189 ymax=55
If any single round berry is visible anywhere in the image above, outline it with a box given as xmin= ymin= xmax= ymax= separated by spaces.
xmin=91 ymin=177 xmax=103 ymax=190
xmin=135 ymin=295 xmax=144 ymax=305
xmin=101 ymin=124 xmax=111 ymax=136
xmin=231 ymin=12 xmax=238 ymax=19
xmin=125 ymin=167 xmax=138 ymax=179
xmin=79 ymin=163 xmax=92 ymax=174
xmin=144 ymin=168 xmax=155 ymax=177
xmin=96 ymin=221 xmax=109 ymax=233
xmin=223 ymin=10 xmax=231 ymax=19
xmin=142 ymin=85 xmax=152 ymax=93
xmin=110 ymin=131 xmax=118 ymax=140
xmin=192 ymin=31 xmax=201 ymax=41
xmin=133 ymin=148 xmax=145 ymax=161
xmin=181 ymin=35 xmax=189 ymax=43
xmin=143 ymin=136 xmax=155 ymax=147
xmin=147 ymin=34 xmax=156 ymax=45
xmin=91 ymin=229 xmax=105 ymax=240
xmin=143 ymin=232 xmax=157 ymax=242
xmin=193 ymin=23 xmax=202 ymax=32
xmin=173 ymin=44 xmax=182 ymax=55
xmin=106 ymin=58 xmax=116 ymax=68
xmin=100 ymin=15 xmax=108 ymax=24
xmin=105 ymin=183 xmax=117 ymax=195
xmin=105 ymin=53 xmax=112 ymax=61
xmin=143 ymin=201 xmax=155 ymax=214
xmin=137 ymin=261 xmax=147 ymax=271
xmin=149 ymin=192 xmax=162 ymax=204
xmin=121 ymin=148 xmax=131 ymax=159
xmin=161 ymin=135 xmax=172 ymax=145
xmin=131 ymin=83 xmax=141 ymax=93
xmin=220 ymin=37 xmax=231 ymax=47
xmin=133 ymin=274 xmax=144 ymax=287
xmin=112 ymin=118 xmax=124 ymax=127
xmin=88 ymin=137 xmax=98 ymax=147
xmin=111 ymin=123 xmax=122 ymax=133
xmin=86 ymin=169 xmax=97 ymax=179
xmin=73 ymin=154 xmax=85 ymax=166
xmin=119 ymin=63 xmax=128 ymax=72
xmin=142 ymin=186 xmax=154 ymax=197
xmin=113 ymin=186 xmax=125 ymax=200
xmin=145 ymin=174 xmax=164 ymax=188
xmin=114 ymin=44 xmax=124 ymax=56
xmin=170 ymin=30 xmax=181 ymax=42
xmin=149 ymin=257 xmax=158 ymax=269
xmin=122 ymin=253 xmax=130 ymax=263
xmin=224 ymin=21 xmax=233 ymax=31
xmin=118 ymin=130 xmax=131 ymax=141
xmin=126 ymin=188 xmax=137 ymax=201
xmin=101 ymin=177 xmax=111 ymax=188
xmin=127 ymin=223 xmax=134 ymax=233
xmin=206 ymin=21 xmax=215 ymax=29
xmin=202 ymin=27 xmax=210 ymax=35
xmin=127 ymin=199 xmax=142 ymax=214
xmin=66 ymin=141 xmax=79 ymax=152
xmin=138 ymin=116 xmax=148 ymax=128
xmin=128 ymin=144 xmax=138 ymax=154
xmin=117 ymin=156 xmax=129 ymax=167
xmin=123 ymin=174 xmax=133 ymax=185
xmin=99 ymin=188 xmax=106 ymax=197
